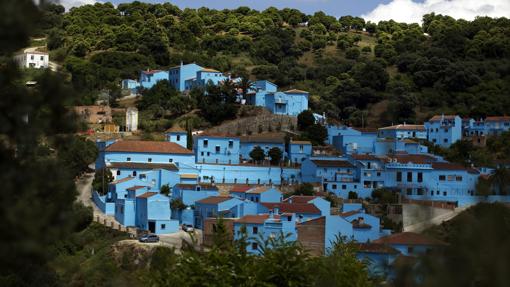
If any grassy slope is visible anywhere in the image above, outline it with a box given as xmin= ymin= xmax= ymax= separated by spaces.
xmin=50 ymin=223 xmax=145 ymax=287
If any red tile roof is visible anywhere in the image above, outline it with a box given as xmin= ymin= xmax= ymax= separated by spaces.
xmin=261 ymin=202 xmax=321 ymax=214
xmin=431 ymin=162 xmax=479 ymax=174
xmin=235 ymin=214 xmax=271 ymax=224
xmin=311 ymin=159 xmax=355 ymax=168
xmin=356 ymin=243 xmax=400 ymax=254
xmin=388 ymin=154 xmax=437 ymax=164
xmin=485 ymin=116 xmax=510 ymax=122
xmin=284 ymin=89 xmax=309 ymax=94
xmin=351 ymin=154 xmax=379 ymax=161
xmin=247 ymin=186 xmax=274 ymax=194
xmin=142 ymin=70 xmax=163 ymax=75
xmin=230 ymin=185 xmax=253 ymax=193
xmin=106 ymin=140 xmax=193 ymax=154
xmin=108 ymin=162 xmax=178 ymax=171
xmin=429 ymin=115 xmax=458 ymax=122
xmin=111 ymin=176 xmax=134 ymax=184
xmin=373 ymin=232 xmax=446 ymax=246
xmin=340 ymin=210 xmax=362 ymax=217
xmin=196 ymin=196 xmax=234 ymax=205
xmin=174 ymin=184 xmax=218 ymax=190
xmin=126 ymin=185 xmax=147 ymax=191
xmin=379 ymin=124 xmax=425 ymax=131
xmin=291 ymin=140 xmax=312 ymax=145
xmin=195 ymin=133 xmax=239 ymax=139
xmin=137 ymin=192 xmax=158 ymax=198
xmin=284 ymin=195 xmax=319 ymax=204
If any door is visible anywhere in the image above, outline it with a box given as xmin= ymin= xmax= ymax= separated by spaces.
xmin=148 ymin=221 xmax=156 ymax=233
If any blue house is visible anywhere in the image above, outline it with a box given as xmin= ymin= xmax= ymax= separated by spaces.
xmin=165 ymin=126 xmax=188 ymax=148
xmin=288 ymin=140 xmax=312 ymax=164
xmin=106 ymin=162 xmax=181 ymax=188
xmin=168 ymin=63 xmax=203 ymax=91
xmin=104 ymin=140 xmax=195 ymax=167
xmin=301 ymin=158 xmax=358 ymax=184
xmin=378 ymin=124 xmax=427 ymax=140
xmin=172 ymin=183 xmax=219 ymax=206
xmin=194 ymin=134 xmax=240 ymax=164
xmin=239 ymin=133 xmax=286 ymax=162
xmin=139 ymin=70 xmax=169 ymax=90
xmin=331 ymin=127 xmax=378 ymax=154
xmin=284 ymin=195 xmax=331 ymax=216
xmin=121 ymin=79 xmax=140 ymax=94
xmin=135 ymin=192 xmax=179 ymax=234
xmin=425 ymin=115 xmax=462 ymax=147
xmin=260 ymin=202 xmax=322 ymax=222
xmin=233 ymin=213 xmax=298 ymax=254
xmin=229 ymin=186 xmax=283 ymax=203
xmin=373 ymin=232 xmax=446 ymax=256
xmin=245 ymin=82 xmax=309 ymax=116
xmin=356 ymin=243 xmax=400 ymax=277
xmin=341 ymin=209 xmax=389 ymax=242
xmin=373 ymin=139 xmax=428 ymax=156
xmin=481 ymin=116 xmax=510 ymax=135
xmin=194 ymin=196 xmax=244 ymax=229
xmin=296 ymin=215 xmax=354 ymax=256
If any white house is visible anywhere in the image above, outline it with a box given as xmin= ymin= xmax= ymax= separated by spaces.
xmin=15 ymin=51 xmax=49 ymax=69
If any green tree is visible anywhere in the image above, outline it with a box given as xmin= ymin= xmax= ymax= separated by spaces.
xmin=160 ymin=184 xmax=171 ymax=196
xmin=249 ymin=146 xmax=265 ymax=163
xmin=56 ymin=135 xmax=98 ymax=178
xmin=294 ymin=183 xmax=314 ymax=196
xmin=345 ymin=47 xmax=360 ymax=59
xmin=306 ymin=123 xmax=327 ymax=146
xmin=92 ymin=168 xmax=114 ymax=195
xmin=268 ymin=147 xmax=283 ymax=165
xmin=297 ymin=110 xmax=315 ymax=131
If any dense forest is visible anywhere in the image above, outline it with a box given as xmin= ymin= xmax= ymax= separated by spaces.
xmin=36 ymin=2 xmax=510 ymax=128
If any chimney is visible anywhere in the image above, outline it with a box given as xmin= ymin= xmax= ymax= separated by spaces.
xmin=273 ymin=207 xmax=280 ymax=215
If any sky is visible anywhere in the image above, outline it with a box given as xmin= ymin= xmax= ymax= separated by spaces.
xmin=58 ymin=0 xmax=510 ymax=23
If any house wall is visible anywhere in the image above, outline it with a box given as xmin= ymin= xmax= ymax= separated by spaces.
xmin=139 ymin=71 xmax=169 ymax=89
xmin=194 ymin=164 xmax=299 ymax=185
xmin=333 ymin=133 xmax=377 ymax=154
xmin=173 ymin=187 xmax=219 ymax=206
xmin=297 ymin=217 xmax=326 ymax=256
xmin=166 ymin=132 xmax=187 ymax=148
xmin=195 ymin=137 xmax=240 ymax=164
xmin=239 ymin=142 xmax=285 ymax=161
xmin=425 ymin=116 xmax=462 ymax=147
xmin=259 ymin=188 xmax=284 ymax=203
xmin=168 ymin=63 xmax=203 ymax=91
xmin=288 ymin=143 xmax=312 ymax=163
xmin=105 ymin=151 xmax=195 ymax=166
xmin=343 ymin=212 xmax=382 ymax=242
xmin=325 ymin=215 xmax=354 ymax=252
xmin=16 ymin=52 xmax=49 ymax=69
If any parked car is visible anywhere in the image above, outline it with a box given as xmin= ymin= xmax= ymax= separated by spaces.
xmin=182 ymin=224 xmax=194 ymax=233
xmin=138 ymin=234 xmax=159 ymax=243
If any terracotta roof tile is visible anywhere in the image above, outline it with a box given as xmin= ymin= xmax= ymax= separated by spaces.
xmin=111 ymin=176 xmax=134 ymax=184
xmin=235 ymin=214 xmax=271 ymax=224
xmin=431 ymin=162 xmax=479 ymax=174
xmin=180 ymin=173 xmax=198 ymax=179
xmin=356 ymin=243 xmax=400 ymax=254
xmin=137 ymin=192 xmax=158 ymax=198
xmin=196 ymin=196 xmax=234 ymax=205
xmin=126 ymin=185 xmax=147 ymax=191
xmin=340 ymin=210 xmax=362 ymax=217
xmin=379 ymin=124 xmax=425 ymax=131
xmin=247 ymin=186 xmax=274 ymax=194
xmin=373 ymin=232 xmax=447 ymax=246
xmin=284 ymin=89 xmax=309 ymax=94
xmin=284 ymin=195 xmax=319 ymax=204
xmin=261 ymin=202 xmax=321 ymax=214
xmin=174 ymin=184 xmax=218 ymax=190
xmin=106 ymin=140 xmax=193 ymax=154
xmin=485 ymin=116 xmax=510 ymax=122
xmin=291 ymin=140 xmax=312 ymax=145
xmin=429 ymin=115 xmax=458 ymax=122
xmin=388 ymin=154 xmax=437 ymax=164
xmin=230 ymin=185 xmax=252 ymax=193
xmin=108 ymin=162 xmax=178 ymax=171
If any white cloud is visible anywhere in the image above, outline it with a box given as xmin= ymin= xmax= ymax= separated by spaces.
xmin=57 ymin=0 xmax=98 ymax=11
xmin=362 ymin=0 xmax=510 ymax=24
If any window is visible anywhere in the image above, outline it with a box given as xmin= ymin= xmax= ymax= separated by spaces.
xmin=342 ymin=185 xmax=346 ymax=190
xmin=228 ymin=140 xmax=234 ymax=148
xmin=169 ymin=158 xmax=173 ymax=163
xmin=377 ymin=172 xmax=381 ymax=177
xmin=407 ymin=188 xmax=412 ymax=195
xmin=251 ymin=242 xmax=258 ymax=250
xmin=201 ymin=152 xmax=204 ymax=156
xmin=407 ymin=172 xmax=413 ymax=182
xmin=203 ymin=140 xmax=208 ymax=148
xmin=299 ymin=145 xmax=304 ymax=152
xmin=40 ymin=56 xmax=44 ymax=60
xmin=456 ymin=176 xmax=463 ymax=181
xmin=332 ymin=184 xmax=337 ymax=189
xmin=116 ymin=170 xmax=121 ymax=175
xmin=148 ymin=158 xmax=152 ymax=162
xmin=127 ymin=157 xmax=131 ymax=162
xmin=215 ymin=146 xmax=220 ymax=153
xmin=439 ymin=175 xmax=446 ymax=181
xmin=443 ymin=191 xmax=447 ymax=196
xmin=207 ymin=152 xmax=210 ymax=156
xmin=252 ymin=226 xmax=258 ymax=234
xmin=176 ymin=135 xmax=181 ymax=141
xmin=436 ymin=190 xmax=440 ymax=195
xmin=132 ymin=171 xmax=137 ymax=176
xmin=444 ymin=138 xmax=448 ymax=143
xmin=407 ymin=246 xmax=414 ymax=254
xmin=417 ymin=172 xmax=423 ymax=182
xmin=31 ymin=55 xmax=34 ymax=60
xmin=367 ymin=162 xmax=371 ymax=169
xmin=139 ymin=174 xmax=146 ymax=180
xmin=396 ymin=172 xmax=402 ymax=182
xmin=161 ymin=224 xmax=166 ymax=229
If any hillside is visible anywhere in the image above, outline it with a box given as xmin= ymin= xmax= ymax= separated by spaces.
xmin=37 ymin=3 xmax=510 ymax=131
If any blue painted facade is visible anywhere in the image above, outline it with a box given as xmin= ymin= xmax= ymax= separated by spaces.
xmin=172 ymin=184 xmax=219 ymax=206
xmin=121 ymin=79 xmax=140 ymax=93
xmin=194 ymin=196 xmax=244 ymax=229
xmin=425 ymin=115 xmax=462 ymax=147
xmin=230 ymin=186 xmax=283 ymax=203
xmin=288 ymin=141 xmax=312 ymax=164
xmin=165 ymin=131 xmax=188 ymax=148
xmin=195 ymin=163 xmax=300 ymax=185
xmin=194 ymin=135 xmax=240 ymax=164
xmin=245 ymin=82 xmax=309 ymax=116
xmin=378 ymin=124 xmax=427 ymax=140
xmin=139 ymin=70 xmax=169 ymax=89
xmin=136 ymin=192 xmax=179 ymax=234
xmin=239 ymin=135 xmax=286 ymax=162
xmin=464 ymin=116 xmax=510 ymax=137
xmin=168 ymin=63 xmax=203 ymax=91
